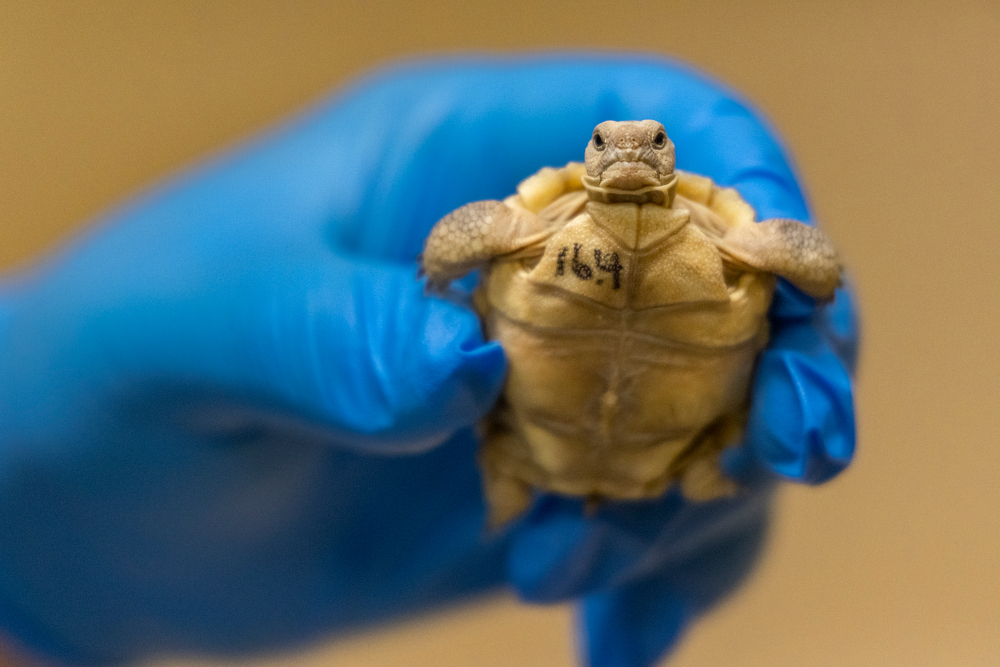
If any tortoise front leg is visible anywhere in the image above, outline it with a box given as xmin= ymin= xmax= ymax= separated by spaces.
xmin=419 ymin=200 xmax=548 ymax=292
xmin=719 ymin=219 xmax=842 ymax=299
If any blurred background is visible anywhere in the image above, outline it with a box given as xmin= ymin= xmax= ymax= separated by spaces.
xmin=1 ymin=1 xmax=998 ymax=665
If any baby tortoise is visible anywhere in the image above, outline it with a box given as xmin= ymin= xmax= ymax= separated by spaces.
xmin=420 ymin=120 xmax=841 ymax=527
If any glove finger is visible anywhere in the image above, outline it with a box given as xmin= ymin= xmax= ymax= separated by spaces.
xmin=244 ymin=256 xmax=506 ymax=451
xmin=507 ymin=485 xmax=773 ymax=602
xmin=814 ymin=282 xmax=861 ymax=373
xmin=737 ymin=308 xmax=856 ymax=483
xmin=579 ymin=585 xmax=687 ymax=667
xmin=149 ymin=256 xmax=506 ymax=453
xmin=722 ymin=283 xmax=859 ymax=482
xmin=577 ymin=512 xmax=768 ymax=667
xmin=8 ymin=252 xmax=504 ymax=454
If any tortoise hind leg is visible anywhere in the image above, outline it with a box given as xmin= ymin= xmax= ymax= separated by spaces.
xmin=481 ymin=466 xmax=533 ymax=530
xmin=478 ymin=424 xmax=534 ymax=529
xmin=675 ymin=409 xmax=748 ymax=502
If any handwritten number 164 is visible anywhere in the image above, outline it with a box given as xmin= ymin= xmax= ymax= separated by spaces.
xmin=555 ymin=244 xmax=622 ymax=289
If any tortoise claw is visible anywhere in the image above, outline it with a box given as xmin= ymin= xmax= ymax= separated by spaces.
xmin=423 ymin=277 xmax=452 ymax=295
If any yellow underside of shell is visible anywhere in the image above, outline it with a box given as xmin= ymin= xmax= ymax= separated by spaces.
xmin=478 ymin=163 xmax=775 ymax=524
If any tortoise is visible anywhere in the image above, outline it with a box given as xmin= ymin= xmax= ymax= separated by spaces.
xmin=419 ymin=120 xmax=841 ymax=527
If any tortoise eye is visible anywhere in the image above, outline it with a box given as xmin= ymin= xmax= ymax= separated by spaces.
xmin=653 ymin=131 xmax=666 ymax=148
xmin=592 ymin=133 xmax=605 ymax=150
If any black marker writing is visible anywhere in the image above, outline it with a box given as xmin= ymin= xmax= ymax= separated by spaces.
xmin=555 ymin=246 xmax=568 ymax=276
xmin=572 ymin=243 xmax=593 ymax=280
xmin=594 ymin=249 xmax=623 ymax=289
xmin=554 ymin=244 xmax=623 ymax=290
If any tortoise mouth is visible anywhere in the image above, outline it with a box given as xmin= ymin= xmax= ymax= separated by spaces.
xmin=599 ymin=161 xmax=663 ymax=190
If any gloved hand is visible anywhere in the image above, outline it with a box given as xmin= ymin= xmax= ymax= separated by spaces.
xmin=0 ymin=56 xmax=856 ymax=667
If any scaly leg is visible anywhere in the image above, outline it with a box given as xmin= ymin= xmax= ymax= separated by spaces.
xmin=419 ymin=200 xmax=550 ymax=292
xmin=676 ymin=409 xmax=748 ymax=502
xmin=478 ymin=419 xmax=535 ymax=529
xmin=718 ymin=219 xmax=842 ymax=299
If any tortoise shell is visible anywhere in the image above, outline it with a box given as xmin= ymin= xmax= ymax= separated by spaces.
xmin=420 ymin=121 xmax=840 ymax=525
xmin=475 ymin=163 xmax=772 ymax=524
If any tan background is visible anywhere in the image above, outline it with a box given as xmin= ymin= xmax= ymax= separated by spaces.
xmin=2 ymin=1 xmax=999 ymax=665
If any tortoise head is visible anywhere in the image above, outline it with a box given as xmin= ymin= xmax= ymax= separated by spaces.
xmin=584 ymin=120 xmax=676 ymax=190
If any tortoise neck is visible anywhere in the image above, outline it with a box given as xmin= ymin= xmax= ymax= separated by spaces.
xmin=582 ymin=172 xmax=677 ymax=206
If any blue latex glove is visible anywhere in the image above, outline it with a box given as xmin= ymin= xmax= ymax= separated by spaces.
xmin=0 ymin=56 xmax=856 ymax=667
